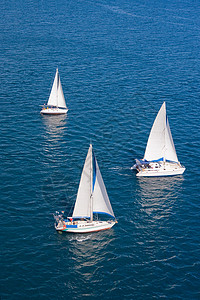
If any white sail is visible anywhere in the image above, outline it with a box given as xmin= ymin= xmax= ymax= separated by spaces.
xmin=72 ymin=145 xmax=115 ymax=219
xmin=47 ymin=69 xmax=58 ymax=107
xmin=57 ymin=72 xmax=67 ymax=108
xmin=47 ymin=69 xmax=67 ymax=108
xmin=93 ymin=156 xmax=115 ymax=218
xmin=144 ymin=102 xmax=178 ymax=162
xmin=165 ymin=117 xmax=178 ymax=162
xmin=72 ymin=146 xmax=92 ymax=218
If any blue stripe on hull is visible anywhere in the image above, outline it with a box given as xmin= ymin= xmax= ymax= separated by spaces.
xmin=66 ymin=225 xmax=77 ymax=228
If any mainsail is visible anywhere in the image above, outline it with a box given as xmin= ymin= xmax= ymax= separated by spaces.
xmin=72 ymin=146 xmax=92 ymax=219
xmin=72 ymin=145 xmax=115 ymax=220
xmin=47 ymin=69 xmax=67 ymax=108
xmin=144 ymin=102 xmax=178 ymax=162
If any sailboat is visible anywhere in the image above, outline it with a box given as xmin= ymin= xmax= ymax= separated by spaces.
xmin=54 ymin=145 xmax=117 ymax=233
xmin=40 ymin=68 xmax=68 ymax=115
xmin=132 ymin=102 xmax=185 ymax=177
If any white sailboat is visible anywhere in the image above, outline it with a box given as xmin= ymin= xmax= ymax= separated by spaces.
xmin=40 ymin=68 xmax=68 ymax=115
xmin=54 ymin=144 xmax=117 ymax=233
xmin=132 ymin=102 xmax=185 ymax=177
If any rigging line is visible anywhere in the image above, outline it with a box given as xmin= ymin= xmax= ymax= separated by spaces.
xmin=64 ymin=197 xmax=74 ymax=217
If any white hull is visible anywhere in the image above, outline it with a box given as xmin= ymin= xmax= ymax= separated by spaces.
xmin=40 ymin=107 xmax=68 ymax=115
xmin=136 ymin=162 xmax=185 ymax=177
xmin=55 ymin=220 xmax=116 ymax=233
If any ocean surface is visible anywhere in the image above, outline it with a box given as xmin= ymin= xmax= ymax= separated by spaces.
xmin=0 ymin=0 xmax=200 ymax=299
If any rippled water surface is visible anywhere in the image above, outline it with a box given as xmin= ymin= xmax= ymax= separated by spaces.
xmin=1 ymin=0 xmax=200 ymax=299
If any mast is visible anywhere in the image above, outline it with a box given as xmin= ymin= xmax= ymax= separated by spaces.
xmin=163 ymin=118 xmax=166 ymax=165
xmin=163 ymin=103 xmax=167 ymax=166
xmin=90 ymin=144 xmax=93 ymax=222
xmin=56 ymin=68 xmax=59 ymax=107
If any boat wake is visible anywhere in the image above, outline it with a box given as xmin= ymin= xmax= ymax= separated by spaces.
xmin=69 ymin=235 xmax=92 ymax=243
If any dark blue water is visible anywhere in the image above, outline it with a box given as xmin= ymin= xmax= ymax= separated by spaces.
xmin=1 ymin=0 xmax=200 ymax=299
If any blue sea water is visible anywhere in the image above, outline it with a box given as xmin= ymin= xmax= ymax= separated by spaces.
xmin=0 ymin=0 xmax=200 ymax=299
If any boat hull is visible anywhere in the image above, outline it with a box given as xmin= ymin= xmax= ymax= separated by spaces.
xmin=136 ymin=163 xmax=185 ymax=177
xmin=55 ymin=220 xmax=116 ymax=233
xmin=40 ymin=107 xmax=68 ymax=115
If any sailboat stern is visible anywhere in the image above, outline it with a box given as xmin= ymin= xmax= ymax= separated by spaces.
xmin=131 ymin=159 xmax=150 ymax=173
xmin=53 ymin=212 xmax=66 ymax=231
